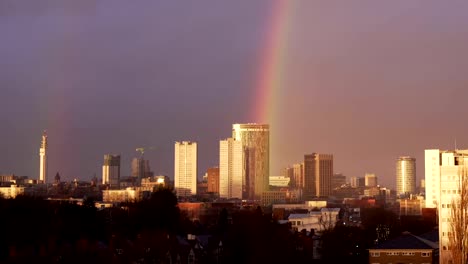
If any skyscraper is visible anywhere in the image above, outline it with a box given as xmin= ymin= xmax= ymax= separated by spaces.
xmin=292 ymin=162 xmax=305 ymax=189
xmin=102 ymin=154 xmax=120 ymax=189
xmin=131 ymin=158 xmax=152 ymax=180
xmin=174 ymin=141 xmax=197 ymax=197
xmin=39 ymin=131 xmax=48 ymax=184
xmin=396 ymin=156 xmax=416 ymax=197
xmin=424 ymin=149 xmax=468 ymax=262
xmin=365 ymin=173 xmax=378 ymax=187
xmin=304 ymin=153 xmax=333 ymax=199
xmin=219 ymin=138 xmax=243 ymax=199
xmin=232 ymin=123 xmax=269 ymax=200
xmin=207 ymin=167 xmax=220 ymax=194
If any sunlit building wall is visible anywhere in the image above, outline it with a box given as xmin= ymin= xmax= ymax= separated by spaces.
xmin=102 ymin=154 xmax=120 ymax=189
xmin=219 ymin=138 xmax=243 ymax=199
xmin=207 ymin=167 xmax=220 ymax=194
xmin=0 ymin=185 xmax=24 ymax=199
xmin=365 ymin=173 xmax=377 ymax=187
xmin=304 ymin=153 xmax=333 ymax=199
xmin=174 ymin=141 xmax=197 ymax=197
xmin=292 ymin=162 xmax=305 ymax=188
xmin=424 ymin=149 xmax=468 ymax=263
xmin=396 ymin=156 xmax=416 ymax=196
xmin=232 ymin=123 xmax=269 ymax=200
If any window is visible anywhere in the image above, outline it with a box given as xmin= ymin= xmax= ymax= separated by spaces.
xmin=421 ymin=252 xmax=431 ymax=257
xmin=370 ymin=252 xmax=380 ymax=257
xmin=387 ymin=252 xmax=399 ymax=256
xmin=402 ymin=252 xmax=415 ymax=256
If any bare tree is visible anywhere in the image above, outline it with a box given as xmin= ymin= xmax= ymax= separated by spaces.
xmin=449 ymin=164 xmax=468 ymax=264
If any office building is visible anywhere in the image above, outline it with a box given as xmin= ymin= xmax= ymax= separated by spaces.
xmin=396 ymin=156 xmax=416 ymax=197
xmin=102 ymin=154 xmax=121 ymax=189
xmin=131 ymin=158 xmax=152 ymax=181
xmin=219 ymin=138 xmax=243 ymax=199
xmin=232 ymin=123 xmax=269 ymax=200
xmin=292 ymin=162 xmax=305 ymax=188
xmin=365 ymin=173 xmax=377 ymax=187
xmin=39 ymin=131 xmax=48 ymax=184
xmin=425 ymin=149 xmax=468 ymax=262
xmin=269 ymin=176 xmax=290 ymax=187
xmin=332 ymin=173 xmax=347 ymax=189
xmin=174 ymin=141 xmax=197 ymax=197
xmin=350 ymin=176 xmax=365 ymax=188
xmin=304 ymin=153 xmax=333 ymax=199
xmin=207 ymin=167 xmax=220 ymax=194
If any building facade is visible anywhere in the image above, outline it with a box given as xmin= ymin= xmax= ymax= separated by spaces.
xmin=331 ymin=173 xmax=346 ymax=189
xmin=396 ymin=156 xmax=416 ymax=197
xmin=304 ymin=153 xmax=333 ymax=199
xmin=175 ymin=141 xmax=198 ymax=197
xmin=365 ymin=173 xmax=377 ymax=187
xmin=232 ymin=123 xmax=269 ymax=200
xmin=39 ymin=131 xmax=48 ymax=184
xmin=292 ymin=162 xmax=305 ymax=189
xmin=131 ymin=158 xmax=152 ymax=181
xmin=207 ymin=167 xmax=220 ymax=194
xmin=102 ymin=154 xmax=120 ymax=189
xmin=425 ymin=149 xmax=468 ymax=263
xmin=219 ymin=138 xmax=243 ymax=199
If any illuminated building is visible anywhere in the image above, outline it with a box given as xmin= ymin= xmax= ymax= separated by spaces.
xmin=425 ymin=149 xmax=468 ymax=262
xmin=304 ymin=153 xmax=333 ymax=199
xmin=39 ymin=131 xmax=48 ymax=184
xmin=175 ymin=141 xmax=197 ymax=197
xmin=207 ymin=167 xmax=220 ymax=194
xmin=396 ymin=156 xmax=416 ymax=197
xmin=219 ymin=138 xmax=243 ymax=199
xmin=365 ymin=173 xmax=378 ymax=187
xmin=232 ymin=123 xmax=269 ymax=200
xmin=102 ymin=154 xmax=120 ymax=189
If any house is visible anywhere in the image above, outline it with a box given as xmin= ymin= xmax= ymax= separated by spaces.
xmin=368 ymin=230 xmax=439 ymax=264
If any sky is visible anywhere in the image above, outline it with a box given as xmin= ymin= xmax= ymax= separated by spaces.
xmin=2 ymin=1 xmax=468 ymax=188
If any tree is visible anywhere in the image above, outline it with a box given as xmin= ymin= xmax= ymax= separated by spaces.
xmin=449 ymin=164 xmax=468 ymax=264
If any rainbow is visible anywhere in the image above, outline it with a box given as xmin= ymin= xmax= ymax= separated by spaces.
xmin=253 ymin=0 xmax=292 ymax=124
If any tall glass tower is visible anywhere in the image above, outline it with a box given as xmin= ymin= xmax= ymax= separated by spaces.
xmin=396 ymin=156 xmax=416 ymax=197
xmin=232 ymin=123 xmax=269 ymax=200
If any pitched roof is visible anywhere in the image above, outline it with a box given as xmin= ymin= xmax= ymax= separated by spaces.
xmin=372 ymin=232 xmax=438 ymax=250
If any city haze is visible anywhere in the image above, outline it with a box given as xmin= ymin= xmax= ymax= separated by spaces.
xmin=2 ymin=1 xmax=468 ymax=188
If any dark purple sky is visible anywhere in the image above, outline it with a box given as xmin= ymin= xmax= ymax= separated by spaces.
xmin=1 ymin=1 xmax=468 ymax=188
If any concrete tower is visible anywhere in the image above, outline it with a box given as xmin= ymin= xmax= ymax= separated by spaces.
xmin=232 ymin=123 xmax=269 ymax=200
xmin=219 ymin=138 xmax=243 ymax=199
xmin=174 ymin=141 xmax=197 ymax=197
xmin=304 ymin=153 xmax=333 ymax=199
xmin=102 ymin=154 xmax=121 ymax=189
xmin=39 ymin=131 xmax=48 ymax=184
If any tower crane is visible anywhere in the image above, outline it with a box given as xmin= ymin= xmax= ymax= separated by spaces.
xmin=135 ymin=146 xmax=155 ymax=158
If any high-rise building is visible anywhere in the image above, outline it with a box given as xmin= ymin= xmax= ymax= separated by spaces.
xmin=207 ymin=167 xmax=220 ymax=194
xmin=131 ymin=158 xmax=152 ymax=181
xmin=39 ymin=131 xmax=48 ymax=184
xmin=304 ymin=153 xmax=333 ymax=199
xmin=332 ymin=173 xmax=347 ymax=189
xmin=219 ymin=138 xmax=243 ymax=199
xmin=365 ymin=173 xmax=378 ymax=187
xmin=102 ymin=154 xmax=121 ymax=189
xmin=396 ymin=156 xmax=416 ymax=197
xmin=424 ymin=149 xmax=468 ymax=262
xmin=174 ymin=141 xmax=197 ymax=197
xmin=232 ymin=123 xmax=269 ymax=200
xmin=350 ymin=176 xmax=365 ymax=188
xmin=292 ymin=162 xmax=305 ymax=189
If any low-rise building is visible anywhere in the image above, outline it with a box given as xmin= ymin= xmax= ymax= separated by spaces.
xmin=368 ymin=230 xmax=439 ymax=264
xmin=288 ymin=208 xmax=340 ymax=232
xmin=0 ymin=185 xmax=25 ymax=198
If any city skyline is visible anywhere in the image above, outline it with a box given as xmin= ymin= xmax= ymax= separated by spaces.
xmin=2 ymin=1 xmax=468 ymax=188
